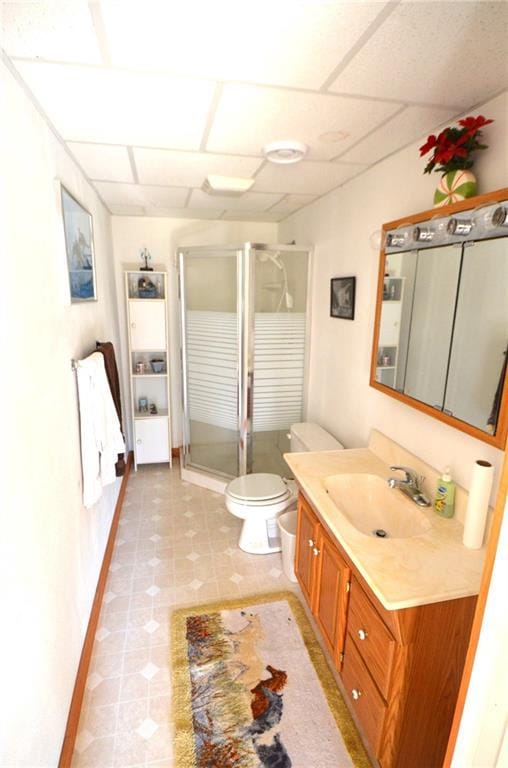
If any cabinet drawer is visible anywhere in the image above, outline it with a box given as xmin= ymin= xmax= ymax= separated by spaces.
xmin=349 ymin=577 xmax=397 ymax=700
xmin=342 ymin=633 xmax=387 ymax=757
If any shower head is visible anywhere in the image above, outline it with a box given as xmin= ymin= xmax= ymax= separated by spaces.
xmin=257 ymin=251 xmax=283 ymax=270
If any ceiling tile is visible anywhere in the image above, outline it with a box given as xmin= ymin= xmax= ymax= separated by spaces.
xmin=253 ymin=161 xmax=365 ymax=196
xmin=222 ymin=211 xmax=284 ymax=222
xmin=108 ymin=204 xmax=145 ymax=216
xmin=270 ymin=194 xmax=317 ymax=214
xmin=14 ymin=62 xmax=215 ymax=148
xmin=206 ymin=84 xmax=400 ymax=160
xmin=68 ymin=142 xmax=134 ymax=182
xmin=338 ymin=105 xmax=459 ymax=165
xmin=93 ymin=182 xmax=187 ymax=208
xmin=1 ymin=0 xmax=101 ymax=64
xmin=189 ymin=190 xmax=283 ymax=211
xmin=328 ymin=2 xmax=508 ymax=107
xmin=143 ymin=207 xmax=223 ymax=220
xmin=100 ymin=0 xmax=383 ymax=89
xmin=134 ymin=148 xmax=262 ymax=187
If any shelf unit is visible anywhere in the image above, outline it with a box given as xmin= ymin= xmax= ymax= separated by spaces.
xmin=376 ymin=277 xmax=405 ymax=389
xmin=125 ymin=270 xmax=172 ymax=470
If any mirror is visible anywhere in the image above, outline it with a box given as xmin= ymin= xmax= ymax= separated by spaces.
xmin=371 ymin=189 xmax=508 ymax=449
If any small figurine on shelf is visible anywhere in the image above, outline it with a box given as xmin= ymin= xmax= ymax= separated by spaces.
xmin=140 ymin=247 xmax=153 ymax=271
xmin=149 ymin=403 xmax=158 ymax=415
xmin=138 ymin=397 xmax=148 ymax=412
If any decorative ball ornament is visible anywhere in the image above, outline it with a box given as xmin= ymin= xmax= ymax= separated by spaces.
xmin=433 ymin=170 xmax=477 ymax=207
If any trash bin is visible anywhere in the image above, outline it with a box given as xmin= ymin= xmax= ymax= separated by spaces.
xmin=278 ymin=509 xmax=298 ymax=583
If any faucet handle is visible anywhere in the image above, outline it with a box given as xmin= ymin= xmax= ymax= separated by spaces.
xmin=389 ymin=465 xmax=420 ymax=486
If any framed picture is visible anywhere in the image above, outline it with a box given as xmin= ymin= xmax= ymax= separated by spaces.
xmin=330 ymin=276 xmax=356 ymax=320
xmin=61 ymin=185 xmax=97 ymax=302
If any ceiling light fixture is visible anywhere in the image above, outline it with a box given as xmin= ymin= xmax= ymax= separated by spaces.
xmin=263 ymin=140 xmax=308 ymax=164
xmin=202 ymin=175 xmax=254 ymax=196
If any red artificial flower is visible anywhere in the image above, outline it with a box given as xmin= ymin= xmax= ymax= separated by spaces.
xmin=434 ymin=145 xmax=468 ymax=164
xmin=458 ymin=115 xmax=494 ymax=132
xmin=419 ymin=134 xmax=437 ymax=156
xmin=420 ymin=114 xmax=493 ymax=175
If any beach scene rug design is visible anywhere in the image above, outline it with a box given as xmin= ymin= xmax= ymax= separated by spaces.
xmin=172 ymin=592 xmax=370 ymax=768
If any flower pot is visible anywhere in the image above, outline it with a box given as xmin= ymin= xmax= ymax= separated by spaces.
xmin=433 ymin=170 xmax=477 ymax=207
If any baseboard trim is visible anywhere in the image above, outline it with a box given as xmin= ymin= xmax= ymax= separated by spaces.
xmin=58 ymin=452 xmax=133 ymax=767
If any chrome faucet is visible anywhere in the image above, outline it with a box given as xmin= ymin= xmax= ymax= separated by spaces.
xmin=387 ymin=465 xmax=431 ymax=507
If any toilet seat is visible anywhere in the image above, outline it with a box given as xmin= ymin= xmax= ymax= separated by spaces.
xmin=224 ymin=473 xmax=296 ymax=555
xmin=226 ymin=473 xmax=289 ymax=503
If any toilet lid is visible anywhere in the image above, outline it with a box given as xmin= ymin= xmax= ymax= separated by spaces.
xmin=226 ymin=473 xmax=289 ymax=502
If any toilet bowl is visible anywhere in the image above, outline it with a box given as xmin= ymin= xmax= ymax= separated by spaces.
xmin=225 ymin=473 xmax=296 ymax=554
xmin=225 ymin=423 xmax=343 ymax=554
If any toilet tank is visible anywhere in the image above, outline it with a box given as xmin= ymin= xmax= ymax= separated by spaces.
xmin=290 ymin=422 xmax=344 ymax=452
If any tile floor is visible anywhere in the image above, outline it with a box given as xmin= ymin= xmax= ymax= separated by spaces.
xmin=71 ymin=461 xmax=300 ymax=768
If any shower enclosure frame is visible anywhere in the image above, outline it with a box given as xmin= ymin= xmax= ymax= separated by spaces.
xmin=177 ymin=242 xmax=312 ymax=490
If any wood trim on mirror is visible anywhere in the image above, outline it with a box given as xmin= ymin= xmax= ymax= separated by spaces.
xmin=370 ymin=187 xmax=508 ymax=450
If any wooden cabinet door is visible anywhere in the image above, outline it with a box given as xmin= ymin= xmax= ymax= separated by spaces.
xmin=314 ymin=530 xmax=351 ymax=668
xmin=129 ymin=300 xmax=166 ymax=350
xmin=295 ymin=496 xmax=319 ymax=608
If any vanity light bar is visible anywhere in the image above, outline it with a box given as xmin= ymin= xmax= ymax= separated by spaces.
xmin=492 ymin=206 xmax=508 ymax=227
xmin=447 ymin=218 xmax=473 ymax=235
xmin=413 ymin=226 xmax=434 ymax=242
xmin=386 ymin=232 xmax=408 ymax=248
xmin=384 ymin=200 xmax=508 ymax=252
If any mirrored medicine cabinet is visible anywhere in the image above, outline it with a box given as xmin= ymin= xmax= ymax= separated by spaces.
xmin=370 ymin=188 xmax=508 ymax=449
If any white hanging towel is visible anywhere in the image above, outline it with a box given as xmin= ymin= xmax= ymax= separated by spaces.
xmin=76 ymin=352 xmax=125 ymax=508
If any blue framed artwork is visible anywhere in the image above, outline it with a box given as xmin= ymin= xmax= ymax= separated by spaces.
xmin=61 ymin=185 xmax=97 ymax=302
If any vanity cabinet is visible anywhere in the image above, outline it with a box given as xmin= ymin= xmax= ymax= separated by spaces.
xmin=295 ymin=492 xmax=476 ymax=768
xmin=295 ymin=497 xmax=351 ymax=667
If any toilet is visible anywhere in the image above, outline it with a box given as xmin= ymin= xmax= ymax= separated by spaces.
xmin=225 ymin=422 xmax=344 ymax=554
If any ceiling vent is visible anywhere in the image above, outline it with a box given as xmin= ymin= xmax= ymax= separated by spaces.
xmin=202 ymin=175 xmax=255 ymax=196
xmin=263 ymin=140 xmax=308 ymax=164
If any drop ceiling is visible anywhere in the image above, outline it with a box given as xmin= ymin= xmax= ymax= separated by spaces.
xmin=1 ymin=1 xmax=507 ymax=221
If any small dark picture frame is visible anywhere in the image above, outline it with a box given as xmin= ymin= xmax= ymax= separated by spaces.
xmin=330 ymin=276 xmax=356 ymax=320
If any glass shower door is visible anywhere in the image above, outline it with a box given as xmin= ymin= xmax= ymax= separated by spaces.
xmin=179 ymin=248 xmax=241 ymax=479
xmin=250 ymin=247 xmax=309 ymax=476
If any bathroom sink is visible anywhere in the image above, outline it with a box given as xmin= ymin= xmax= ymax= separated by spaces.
xmin=323 ymin=473 xmax=432 ymax=539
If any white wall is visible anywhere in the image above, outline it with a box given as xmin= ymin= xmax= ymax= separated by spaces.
xmin=111 ymin=218 xmax=278 ymax=446
xmin=451 ymin=497 xmax=508 ymax=768
xmin=0 ymin=57 xmax=123 ymax=766
xmin=279 ymin=90 xmax=508 ymax=500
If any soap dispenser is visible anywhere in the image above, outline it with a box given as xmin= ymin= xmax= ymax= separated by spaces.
xmin=433 ymin=468 xmax=456 ymax=518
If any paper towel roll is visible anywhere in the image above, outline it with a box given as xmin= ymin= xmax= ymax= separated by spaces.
xmin=463 ymin=460 xmax=494 ymax=549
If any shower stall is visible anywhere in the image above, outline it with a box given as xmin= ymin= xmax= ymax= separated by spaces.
xmin=177 ymin=243 xmax=311 ymax=490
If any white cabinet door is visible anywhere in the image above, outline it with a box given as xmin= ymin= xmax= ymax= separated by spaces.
xmin=379 ymin=302 xmax=401 ymax=346
xmin=129 ymin=301 xmax=166 ymax=350
xmin=134 ymin=418 xmax=169 ymax=464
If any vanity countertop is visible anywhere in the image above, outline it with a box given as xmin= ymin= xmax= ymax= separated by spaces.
xmin=285 ymin=447 xmax=487 ymax=611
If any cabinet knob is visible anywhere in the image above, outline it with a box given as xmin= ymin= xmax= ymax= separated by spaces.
xmin=312 ymin=547 xmax=320 ymax=557
xmin=308 ymin=538 xmax=314 ymax=547
xmin=357 ymin=629 xmax=368 ymax=641
xmin=351 ymin=688 xmax=362 ymax=701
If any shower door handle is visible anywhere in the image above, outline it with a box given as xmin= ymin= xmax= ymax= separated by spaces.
xmin=246 ymin=370 xmax=254 ymax=420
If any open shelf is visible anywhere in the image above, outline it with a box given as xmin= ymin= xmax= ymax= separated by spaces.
xmin=134 ymin=409 xmax=168 ymax=419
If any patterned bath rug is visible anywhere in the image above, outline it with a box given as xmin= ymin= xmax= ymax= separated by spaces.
xmin=171 ymin=591 xmax=371 ymax=768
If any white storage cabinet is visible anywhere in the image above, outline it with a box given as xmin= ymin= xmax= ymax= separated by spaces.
xmin=125 ymin=270 xmax=172 ymax=469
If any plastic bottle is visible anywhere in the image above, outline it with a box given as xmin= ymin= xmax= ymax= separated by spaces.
xmin=433 ymin=468 xmax=456 ymax=518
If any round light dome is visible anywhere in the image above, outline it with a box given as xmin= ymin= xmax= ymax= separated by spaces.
xmin=263 ymin=140 xmax=308 ymax=164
